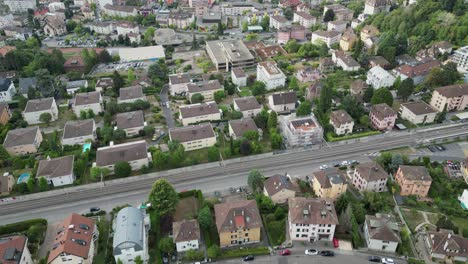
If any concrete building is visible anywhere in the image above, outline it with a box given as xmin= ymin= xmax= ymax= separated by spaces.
xmin=364 ymin=214 xmax=400 ymax=253
xmin=327 ymin=20 xmax=347 ymax=33
xmin=263 ymin=174 xmax=299 ymax=204
xmin=280 ymin=114 xmax=324 ymax=147
xmin=62 ymin=119 xmax=96 ymax=146
xmin=189 ymin=0 xmax=210 ymax=16
xmin=366 ymin=66 xmax=396 ymax=89
xmin=0 ymin=78 xmax=16 ymax=102
xmin=393 ymin=60 xmax=441 ymax=85
xmin=311 ymin=169 xmax=347 ymax=200
xmin=340 ymin=30 xmax=358 ymax=51
xmin=0 ymin=172 xmax=14 ymax=196
xmin=231 ymin=68 xmax=247 ymax=88
xmin=288 ymin=197 xmax=338 ymax=242
xmin=206 ymin=40 xmax=255 ymax=71
xmin=23 ymin=97 xmax=59 ymax=125
xmin=95 ymin=141 xmax=151 ymax=173
xmin=370 ymin=103 xmax=397 ymax=131
xmin=102 ymin=4 xmax=138 ymax=17
xmin=360 ymin=25 xmax=380 ymax=41
xmin=109 ymin=46 xmax=165 ymax=62
xmin=48 ymin=214 xmax=98 ymax=264
xmin=311 ymin=30 xmax=341 ymax=48
xmin=293 ymin=12 xmax=316 ymax=28
xmin=169 ymin=73 xmax=191 ymax=96
xmin=43 ymin=15 xmax=67 ymax=37
xmin=113 ymin=207 xmax=150 ymax=264
xmin=4 ymin=0 xmax=36 ymax=13
xmin=169 ymin=124 xmax=216 ymax=151
xmin=426 ymin=230 xmax=468 ymax=263
xmin=86 ymin=21 xmax=115 ymax=35
xmin=3 ymin=126 xmax=42 ymax=156
xmin=269 ymin=15 xmax=289 ymax=29
xmin=329 ymin=110 xmax=354 ymax=135
xmin=173 ymin=219 xmax=200 ymax=252
xmin=228 ymin=117 xmax=260 ymax=140
xmin=115 ymin=111 xmax=146 ymax=137
xmin=268 ymin=91 xmax=296 ymax=113
xmin=168 ymin=11 xmax=194 ymax=29
xmin=395 ymin=165 xmax=432 ymax=198
xmin=186 ymin=80 xmax=223 ymax=102
xmin=73 ymin=91 xmax=103 ymax=116
xmin=214 ymin=200 xmax=262 ymax=247
xmin=37 ymin=155 xmax=75 ymax=187
xmin=116 ymin=21 xmax=139 ymax=36
xmin=257 ymin=61 xmax=286 ymax=90
xmin=118 ymin=85 xmax=146 ymax=104
xmin=0 ymin=236 xmax=33 ymax=264
xmin=399 ymin=101 xmax=437 ymax=125
xmin=323 ymin=4 xmax=354 ymax=21
xmin=352 ymin=162 xmax=389 ymax=192
xmin=364 ymin=0 xmax=391 ymax=15
xmin=332 ymin=51 xmax=360 ymax=71
xmin=277 ymin=25 xmax=307 ymax=44
xmin=451 ymin=46 xmax=468 ymax=73
xmin=221 ymin=2 xmax=255 ymax=15
xmin=429 ymin=83 xmax=468 ymax=112
xmin=179 ymin=102 xmax=221 ymax=126
xmin=233 ymin=97 xmax=262 ymax=118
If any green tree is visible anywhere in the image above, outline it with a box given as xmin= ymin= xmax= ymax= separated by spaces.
xmin=134 ymin=256 xmax=143 ymax=264
xmin=288 ymin=76 xmax=299 ymax=90
xmin=324 ymin=9 xmax=335 ymax=22
xmin=284 ymin=39 xmax=300 ymax=53
xmin=296 ymin=100 xmax=312 ymax=116
xmin=261 ymin=15 xmax=270 ymax=31
xmin=217 ymin=21 xmax=224 ymax=35
xmin=80 ymin=110 xmax=87 ymax=120
xmin=371 ymin=88 xmax=393 ymax=107
xmin=270 ymin=130 xmax=283 ymax=150
xmin=214 ymin=90 xmax=225 ymax=103
xmin=114 ymin=161 xmax=131 ymax=178
xmin=318 ymin=84 xmax=333 ymax=114
xmin=267 ymin=111 xmax=278 ymax=130
xmin=363 ymin=87 xmax=374 ymax=103
xmin=397 ymin=78 xmax=415 ymax=101
xmin=38 ymin=177 xmax=49 ymax=191
xmin=207 ymin=245 xmax=221 ymax=258
xmin=185 ymin=249 xmax=204 ymax=261
xmin=251 ymin=81 xmax=266 ymax=96
xmin=152 ymin=149 xmax=169 ymax=170
xmin=248 ymin=169 xmax=265 ymax=192
xmin=98 ymin=49 xmax=112 ymax=63
xmin=112 ymin=71 xmax=124 ymax=94
xmin=198 ymin=206 xmax=213 ymax=229
xmin=241 ymin=21 xmax=248 ymax=32
xmin=39 ymin=112 xmax=52 ymax=125
xmin=245 ymin=33 xmax=258 ymax=41
xmin=243 ymin=130 xmax=259 ymax=141
xmin=255 ymin=109 xmax=269 ymax=129
xmin=159 ymin=237 xmax=175 ymax=255
xmin=207 ymin=146 xmax=219 ymax=162
xmin=191 ymin=93 xmax=204 ymax=103
xmin=359 ymin=115 xmax=370 ymax=127
xmin=27 ymin=177 xmax=35 ymax=192
xmin=148 ymin=178 xmax=179 ymax=216
xmin=425 ymin=62 xmax=462 ymax=88
xmin=90 ymin=167 xmax=110 ymax=181
xmin=127 ymin=68 xmax=136 ymax=83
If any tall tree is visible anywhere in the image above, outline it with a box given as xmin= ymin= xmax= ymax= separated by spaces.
xmin=371 ymin=88 xmax=393 ymax=106
xmin=323 ymin=9 xmax=335 ymax=22
xmin=261 ymin=15 xmax=270 ymax=31
xmin=397 ymin=78 xmax=415 ymax=101
xmin=296 ymin=100 xmax=312 ymax=116
xmin=248 ymin=169 xmax=264 ymax=192
xmin=114 ymin=161 xmax=131 ymax=178
xmin=267 ymin=111 xmax=278 ymax=130
xmin=148 ymin=179 xmax=179 ymax=216
xmin=39 ymin=113 xmax=52 ymax=125
xmin=318 ymin=84 xmax=333 ymax=114
xmin=159 ymin=237 xmax=175 ymax=255
xmin=198 ymin=206 xmax=213 ymax=229
xmin=112 ymin=71 xmax=124 ymax=94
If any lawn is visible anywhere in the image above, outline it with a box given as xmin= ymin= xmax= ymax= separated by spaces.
xmin=449 ymin=216 xmax=468 ymax=235
xmin=239 ymin=88 xmax=252 ymax=97
xmin=401 ymin=209 xmax=425 ymax=232
xmin=173 ymin=196 xmax=201 ymax=222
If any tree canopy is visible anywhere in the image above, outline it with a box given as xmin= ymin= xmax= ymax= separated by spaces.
xmin=371 ymin=88 xmax=393 ymax=107
xmin=148 ymin=179 xmax=179 ymax=216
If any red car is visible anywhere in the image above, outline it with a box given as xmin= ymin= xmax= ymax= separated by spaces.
xmin=333 ymin=238 xmax=339 ymax=248
xmin=279 ymin=249 xmax=291 ymax=256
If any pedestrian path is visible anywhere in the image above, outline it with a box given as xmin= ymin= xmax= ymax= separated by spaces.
xmin=363 ymin=152 xmax=381 ymax=156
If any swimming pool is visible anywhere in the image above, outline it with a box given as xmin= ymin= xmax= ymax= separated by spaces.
xmin=17 ymin=173 xmax=30 ymax=184
xmin=83 ymin=143 xmax=91 ymax=153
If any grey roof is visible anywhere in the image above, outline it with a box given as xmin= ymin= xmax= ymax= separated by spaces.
xmin=96 ymin=141 xmax=148 ymax=166
xmin=24 ymin=97 xmax=55 ymax=113
xmin=179 ymin=102 xmax=219 ymax=119
xmin=0 ymin=78 xmax=12 ymax=92
xmin=113 ymin=207 xmax=145 ymax=255
xmin=356 ymin=162 xmax=389 ymax=182
xmin=173 ymin=219 xmax=200 ymax=243
xmin=119 ymin=85 xmax=144 ymax=101
xmin=62 ymin=119 xmax=95 ymax=140
xmin=330 ymin=110 xmax=353 ymax=127
xmin=3 ymin=126 xmax=39 ymax=148
xmin=19 ymin=77 xmax=37 ymax=94
xmin=313 ymin=169 xmax=346 ymax=189
xmin=95 ymin=78 xmax=113 ymax=88
xmin=271 ymin=91 xmax=296 ymax=105
xmin=205 ymin=40 xmax=254 ymax=64
xmin=233 ymin=96 xmax=261 ymax=111
xmin=365 ymin=214 xmax=400 ymax=243
xmin=229 ymin=118 xmax=258 ymax=137
xmin=401 ymin=101 xmax=437 ymax=115
xmin=74 ymin=92 xmax=101 ymax=106
xmin=288 ymin=197 xmax=339 ymax=225
xmin=186 ymin=80 xmax=223 ymax=94
xmin=264 ymin=174 xmax=300 ymax=197
xmin=37 ymin=155 xmax=74 ymax=179
xmin=398 ymin=165 xmax=432 ymax=181
xmin=232 ymin=68 xmax=246 ymax=78
xmin=66 ymin=80 xmax=87 ymax=89
xmin=169 ymin=73 xmax=191 ymax=85
xmin=115 ymin=110 xmax=145 ymax=130
xmin=169 ymin=124 xmax=215 ymax=143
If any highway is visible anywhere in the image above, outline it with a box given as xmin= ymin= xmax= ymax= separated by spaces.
xmin=0 ymin=124 xmax=466 ymax=224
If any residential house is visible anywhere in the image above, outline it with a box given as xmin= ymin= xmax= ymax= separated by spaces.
xmin=311 ymin=30 xmax=341 ymax=48
xmin=64 ymin=56 xmax=86 ymax=73
xmin=95 ymin=78 xmax=114 ymax=92
xmin=270 ymin=15 xmax=289 ymax=30
xmin=48 ymin=213 xmax=98 ymax=264
xmin=116 ymin=21 xmax=139 ymax=36
xmin=370 ymin=103 xmax=397 ymax=131
xmin=340 ymin=30 xmax=358 ymax=51
xmin=393 ymin=60 xmax=441 ymax=85
xmin=350 ymin=80 xmax=368 ymax=96
xmin=115 ymin=111 xmax=146 ymax=137
xmin=73 ymin=91 xmax=102 ymax=116
xmin=173 ymin=219 xmax=200 ymax=252
xmin=179 ymin=102 xmax=221 ymax=126
xmin=23 ymin=97 xmax=59 ymax=124
xmin=66 ymin=80 xmax=88 ymax=95
xmin=426 ymin=230 xmax=468 ymax=263
xmin=167 ymin=11 xmax=194 ymax=29
xmin=187 ymin=80 xmax=224 ymax=102
xmin=280 ymin=114 xmax=324 ymax=147
xmin=268 ymin=91 xmax=296 ymax=113
xmin=0 ymin=236 xmax=33 ymax=264
xmin=3 ymin=126 xmax=42 ymax=156
xmin=332 ymin=51 xmax=360 ymax=71
xmin=293 ymin=12 xmax=316 ymax=28
xmin=0 ymin=78 xmax=16 ymax=102
xmin=43 ymin=15 xmax=67 ymax=36
xmin=118 ymin=86 xmax=146 ymax=104
xmin=205 ymin=40 xmax=255 ymax=71
xmin=169 ymin=124 xmax=216 ymax=151
xmin=327 ymin=21 xmax=347 ymax=33
xmin=288 ymin=197 xmax=339 ymax=242
xmin=169 ymin=73 xmax=191 ymax=96
xmin=4 ymin=0 xmax=36 ymax=13
xmin=228 ymin=118 xmax=260 ymax=140
xmin=86 ymin=22 xmax=115 ymax=35
xmin=257 ymin=61 xmax=286 ymax=90
xmin=429 ymin=83 xmax=468 ymax=112
xmin=323 ymin=4 xmax=354 ymax=21
xmin=352 ymin=162 xmax=389 ymax=192
xmin=369 ymin=56 xmax=391 ymax=69
xmin=364 ymin=213 xmax=401 ymax=253
xmin=305 ymin=82 xmax=321 ymax=101
xmin=367 ymin=66 xmax=396 ymax=89
xmin=18 ymin=77 xmax=37 ymax=98
xmin=214 ymin=200 xmax=262 ymax=247
xmin=364 ymin=0 xmax=391 ymax=15
xmin=113 ymin=207 xmax=150 ymax=264
xmin=399 ymin=101 xmax=437 ymax=125
xmin=319 ymin=57 xmax=334 ymax=73
xmin=263 ymin=174 xmax=299 ymax=204
xmin=395 ymin=165 xmax=432 ymax=197
xmin=221 ymin=2 xmax=255 ymax=15
xmin=433 ymin=41 xmax=453 ymax=55
xmin=3 ymin=26 xmax=32 ymax=40
xmin=0 ymin=102 xmax=11 ymax=125
xmin=102 ymin=4 xmax=138 ymax=17
xmin=233 ymin=97 xmax=262 ymax=118
xmin=37 ymin=155 xmax=75 ymax=187
xmin=62 ymin=119 xmax=96 ymax=146
xmin=296 ymin=68 xmax=321 ymax=83
xmin=329 ymin=110 xmax=354 ymax=135
xmin=451 ymin=46 xmax=467 ymax=72
xmin=231 ymin=68 xmax=247 ymax=88
xmin=360 ymin=25 xmax=380 ymax=41
xmin=81 ymin=6 xmax=94 ymax=19
xmin=95 ymin=141 xmax=151 ymax=173
xmin=0 ymin=172 xmax=14 ymax=196
xmin=277 ymin=25 xmax=306 ymax=44
xmin=312 ymin=169 xmax=347 ymax=200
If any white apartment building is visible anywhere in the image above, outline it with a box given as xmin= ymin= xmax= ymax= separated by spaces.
xmin=72 ymin=91 xmax=103 ymax=116
xmin=102 ymin=4 xmax=138 ymax=17
xmin=452 ymin=46 xmax=468 ymax=73
xmin=364 ymin=0 xmax=391 ymax=15
xmin=352 ymin=162 xmax=389 ymax=193
xmin=233 ymin=97 xmax=262 ymax=117
xmin=430 ymin=83 xmax=468 ymax=112
xmin=366 ymin=66 xmax=396 ymax=89
xmin=86 ymin=22 xmax=115 ymax=35
xmin=179 ymin=102 xmax=221 ymax=126
xmin=257 ymin=61 xmax=286 ymax=90
xmin=399 ymin=101 xmax=437 ymax=125
xmin=23 ymin=97 xmax=59 ymax=124
xmin=270 ymin=15 xmax=290 ymax=30
xmin=62 ymin=119 xmax=96 ymax=146
xmin=231 ymin=68 xmax=247 ymax=88
xmin=311 ymin=30 xmax=341 ymax=48
xmin=329 ymin=110 xmax=354 ymax=135
xmin=186 ymin=80 xmax=224 ymax=102
xmin=95 ymin=141 xmax=151 ymax=173
xmin=169 ymin=124 xmax=217 ymax=151
xmin=327 ymin=21 xmax=347 ymax=33
xmin=116 ymin=21 xmax=139 ymax=36
xmin=4 ymin=0 xmax=36 ymax=13
xmin=0 ymin=78 xmax=16 ymax=102
xmin=173 ymin=219 xmax=200 ymax=252
xmin=221 ymin=2 xmax=255 ymax=15
xmin=293 ymin=12 xmax=316 ymax=28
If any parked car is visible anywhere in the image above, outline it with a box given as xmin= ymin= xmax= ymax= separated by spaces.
xmin=242 ymin=255 xmax=254 ymax=261
xmin=305 ymin=249 xmax=318 ymax=255
xmin=319 ymin=165 xmax=328 ymax=170
xmin=320 ymin=250 xmax=334 ymax=257
xmin=351 ymin=160 xmax=359 ymax=165
xmin=427 ymin=146 xmax=437 ymax=152
xmin=435 ymin=145 xmax=446 ymax=151
xmin=368 ymin=256 xmax=381 ymax=262
xmin=341 ymin=160 xmax=350 ymax=166
xmin=333 ymin=163 xmax=341 ymax=167
xmin=90 ymin=207 xmax=100 ymax=213
xmin=381 ymin=258 xmax=395 ymax=264
xmin=279 ymin=249 xmax=291 ymax=256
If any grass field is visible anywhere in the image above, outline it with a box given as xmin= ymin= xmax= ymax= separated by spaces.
xmin=402 ymin=209 xmax=425 ymax=231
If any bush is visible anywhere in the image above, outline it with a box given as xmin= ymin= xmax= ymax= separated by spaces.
xmin=184 ymin=249 xmax=204 ymax=261
xmin=0 ymin=219 xmax=47 ymax=236
xmin=218 ymin=246 xmax=269 ymax=259
xmin=463 ymin=228 xmax=468 ymax=238
xmin=326 ymin=131 xmax=381 ymax=142
xmin=207 ymin=245 xmax=221 ymax=259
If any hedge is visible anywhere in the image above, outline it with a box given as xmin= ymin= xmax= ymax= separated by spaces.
xmin=0 ymin=218 xmax=48 ymax=236
xmin=326 ymin=131 xmax=381 ymax=142
xmin=218 ymin=246 xmax=270 ymax=259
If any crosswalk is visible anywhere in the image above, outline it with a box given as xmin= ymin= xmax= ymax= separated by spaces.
xmin=364 ymin=151 xmax=381 ymax=156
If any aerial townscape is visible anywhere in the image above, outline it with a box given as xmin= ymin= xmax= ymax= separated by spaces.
xmin=0 ymin=0 xmax=468 ymax=263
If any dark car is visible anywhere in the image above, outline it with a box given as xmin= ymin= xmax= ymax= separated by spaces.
xmin=333 ymin=163 xmax=340 ymax=167
xmin=427 ymin=146 xmax=437 ymax=152
xmin=90 ymin=207 xmax=100 ymax=213
xmin=243 ymin=255 xmax=254 ymax=261
xmin=320 ymin=250 xmax=335 ymax=257
xmin=368 ymin=256 xmax=381 ymax=262
xmin=435 ymin=145 xmax=446 ymax=151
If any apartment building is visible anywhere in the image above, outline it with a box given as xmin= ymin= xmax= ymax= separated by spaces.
xmin=186 ymin=80 xmax=223 ymax=102
xmin=429 ymin=83 xmax=468 ymax=112
xmin=329 ymin=110 xmax=354 ymax=135
xmin=169 ymin=124 xmax=216 ymax=151
xmin=395 ymin=165 xmax=432 ymax=197
xmin=0 ymin=78 xmax=16 ymax=102
xmin=369 ymin=103 xmax=397 ymax=131
xmin=279 ymin=114 xmax=324 ymax=147
xmin=233 ymin=97 xmax=262 ymax=118
xmin=311 ymin=169 xmax=347 ymax=200
xmin=327 ymin=20 xmax=347 ymax=33
xmin=221 ymin=2 xmax=255 ymax=15
xmin=257 ymin=61 xmax=286 ymax=90
xmin=293 ymin=12 xmax=316 ymax=28
xmin=173 ymin=219 xmax=200 ymax=252
xmin=268 ymin=91 xmax=296 ymax=113
xmin=332 ymin=51 xmax=360 ymax=72
xmin=231 ymin=68 xmax=247 ymax=88
xmin=37 ymin=155 xmax=75 ymax=187
xmin=364 ymin=0 xmax=391 ymax=15
xmin=116 ymin=21 xmax=139 ymax=35
xmin=269 ymin=15 xmax=289 ymax=30
xmin=102 ymin=4 xmax=138 ymax=17
xmin=311 ymin=30 xmax=341 ymax=48
xmin=179 ymin=102 xmax=221 ymax=126
xmin=399 ymin=101 xmax=437 ymax=125
xmin=366 ymin=66 xmax=396 ymax=89
xmin=426 ymin=230 xmax=468 ymax=263
xmin=0 ymin=236 xmax=33 ymax=264
xmin=168 ymin=11 xmax=194 ymax=29
xmin=451 ymin=46 xmax=468 ymax=72
xmin=352 ymin=162 xmax=389 ymax=192
xmin=4 ymin=0 xmax=36 ymax=13
xmin=263 ymin=174 xmax=299 ymax=204
xmin=340 ymin=30 xmax=358 ymax=51
xmin=23 ymin=97 xmax=59 ymax=124
xmin=3 ymin=126 xmax=42 ymax=156
xmin=393 ymin=60 xmax=441 ymax=85
xmin=228 ymin=118 xmax=260 ymax=140
xmin=206 ymin=40 xmax=255 ymax=71
xmin=118 ymin=85 xmax=146 ymax=103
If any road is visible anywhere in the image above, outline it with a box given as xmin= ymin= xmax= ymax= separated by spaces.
xmin=0 ymin=124 xmax=466 ymax=224
xmin=160 ymin=84 xmax=175 ymax=128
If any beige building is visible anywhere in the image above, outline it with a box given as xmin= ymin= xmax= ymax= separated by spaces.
xmin=263 ymin=174 xmax=299 ymax=204
xmin=233 ymin=97 xmax=262 ymax=118
xmin=73 ymin=91 xmax=103 ymax=116
xmin=228 ymin=118 xmax=260 ymax=140
xmin=311 ymin=169 xmax=347 ymax=200
xmin=115 ymin=111 xmax=146 ymax=137
xmin=186 ymin=80 xmax=224 ymax=102
xmin=214 ymin=200 xmax=262 ymax=247
xmin=360 ymin=25 xmax=379 ymax=41
xmin=95 ymin=141 xmax=151 ymax=173
xmin=179 ymin=102 xmax=221 ymax=126
xmin=0 ymin=172 xmax=15 ymax=196
xmin=429 ymin=83 xmax=468 ymax=112
xmin=352 ymin=162 xmax=389 ymax=192
xmin=62 ymin=119 xmax=96 ymax=146
xmin=169 ymin=124 xmax=217 ymax=151
xmin=395 ymin=165 xmax=432 ymax=197
xmin=23 ymin=97 xmax=59 ymax=124
xmin=340 ymin=30 xmax=358 ymax=51
xmin=399 ymin=101 xmax=437 ymax=125
xmin=329 ymin=110 xmax=354 ymax=135
xmin=3 ymin=126 xmax=43 ymax=156
xmin=169 ymin=73 xmax=191 ymax=96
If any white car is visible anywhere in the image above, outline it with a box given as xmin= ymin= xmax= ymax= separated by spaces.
xmin=381 ymin=258 xmax=395 ymax=264
xmin=341 ymin=160 xmax=350 ymax=166
xmin=305 ymin=249 xmax=318 ymax=255
xmin=319 ymin=165 xmax=328 ymax=170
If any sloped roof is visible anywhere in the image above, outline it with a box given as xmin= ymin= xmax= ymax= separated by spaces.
xmin=173 ymin=219 xmax=200 ymax=243
xmin=365 ymin=214 xmax=400 ymax=243
xmin=214 ymin=200 xmax=262 ymax=233
xmin=233 ymin=96 xmax=261 ymax=112
xmin=3 ymin=127 xmax=40 ymax=148
xmin=270 ymin=91 xmax=296 ymax=105
xmin=229 ymin=118 xmax=258 ymax=138
xmin=96 ymin=141 xmax=148 ymax=166
xmin=330 ymin=110 xmax=353 ymax=127
xmin=179 ymin=102 xmax=219 ymax=119
xmin=24 ymin=97 xmax=55 ymax=113
xmin=264 ymin=174 xmax=300 ymax=197
xmin=37 ymin=155 xmax=74 ymax=179
xmin=0 ymin=235 xmax=27 ymax=264
xmin=62 ymin=119 xmax=95 ymax=140
xmin=288 ymin=197 xmax=339 ymax=225
xmin=74 ymin=92 xmax=101 ymax=106
xmin=355 ymin=162 xmax=389 ymax=182
xmin=115 ymin=110 xmax=145 ymax=130
xmin=370 ymin=103 xmax=397 ymax=120
xmin=398 ymin=165 xmax=432 ymax=182
xmin=169 ymin=124 xmax=215 ymax=143
xmin=118 ymin=85 xmax=144 ymax=101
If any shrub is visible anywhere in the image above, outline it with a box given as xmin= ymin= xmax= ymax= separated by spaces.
xmin=218 ymin=246 xmax=269 ymax=259
xmin=0 ymin=219 xmax=47 ymax=236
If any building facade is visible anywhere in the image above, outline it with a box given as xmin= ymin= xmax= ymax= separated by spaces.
xmin=429 ymin=83 xmax=468 ymax=112
xmin=352 ymin=162 xmax=389 ymax=192
xmin=395 ymin=165 xmax=432 ymax=197
xmin=169 ymin=124 xmax=217 ymax=151
xmin=369 ymin=103 xmax=397 ymax=131
xmin=256 ymin=61 xmax=286 ymax=90
xmin=23 ymin=97 xmax=59 ymax=124
xmin=399 ymin=101 xmax=437 ymax=125
xmin=3 ymin=126 xmax=43 ymax=156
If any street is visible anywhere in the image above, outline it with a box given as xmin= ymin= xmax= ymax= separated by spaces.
xmin=160 ymin=83 xmax=175 ymax=128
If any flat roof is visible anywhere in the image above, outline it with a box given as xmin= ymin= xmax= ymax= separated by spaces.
xmin=108 ymin=46 xmax=165 ymax=62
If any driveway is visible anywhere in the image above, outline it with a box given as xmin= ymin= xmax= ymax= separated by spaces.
xmin=38 ymin=222 xmax=61 ymax=259
xmin=160 ymin=84 xmax=175 ymax=129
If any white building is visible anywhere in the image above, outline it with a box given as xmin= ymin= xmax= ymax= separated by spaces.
xmin=270 ymin=15 xmax=289 ymax=30
xmin=23 ymin=97 xmax=59 ymax=124
xmin=233 ymin=97 xmax=262 ymax=118
xmin=113 ymin=207 xmax=150 ymax=264
xmin=186 ymin=80 xmax=224 ymax=102
xmin=4 ymin=0 xmax=36 ymax=13
xmin=459 ymin=190 xmax=468 ymax=210
xmin=173 ymin=219 xmax=200 ymax=252
xmin=169 ymin=73 xmax=191 ymax=96
xmin=0 ymin=78 xmax=16 ymax=102
xmin=102 ymin=4 xmax=138 ymax=17
xmin=366 ymin=66 xmax=396 ymax=89
xmin=399 ymin=101 xmax=437 ymax=125
xmin=169 ymin=124 xmax=217 ymax=151
xmin=332 ymin=51 xmax=360 ymax=72
xmin=62 ymin=119 xmax=96 ymax=146
xmin=327 ymin=21 xmax=347 ymax=33
xmin=0 ymin=236 xmax=33 ymax=264
xmin=115 ymin=111 xmax=146 ymax=137
xmin=37 ymin=155 xmax=75 ymax=187
xmin=86 ymin=21 xmax=115 ymax=35
xmin=179 ymin=102 xmax=221 ymax=126
xmin=116 ymin=21 xmax=139 ymax=36
xmin=268 ymin=91 xmax=296 ymax=113
xmin=329 ymin=110 xmax=354 ymax=135
xmin=352 ymin=162 xmax=389 ymax=193
xmin=280 ymin=114 xmax=323 ymax=147
xmin=363 ymin=0 xmax=391 ymax=15
xmin=95 ymin=141 xmax=151 ymax=173
xmin=452 ymin=46 xmax=468 ymax=73
xmin=221 ymin=2 xmax=255 ymax=15
xmin=108 ymin=45 xmax=165 ymax=62
xmin=288 ymin=197 xmax=338 ymax=242
xmin=73 ymin=91 xmax=103 ymax=116
xmin=311 ymin=30 xmax=341 ymax=48
xmin=257 ymin=61 xmax=286 ymax=90
xmin=231 ymin=68 xmax=247 ymax=88
xmin=293 ymin=12 xmax=316 ymax=28
xmin=364 ymin=214 xmax=400 ymax=253
xmin=48 ymin=2 xmax=65 ymax=12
